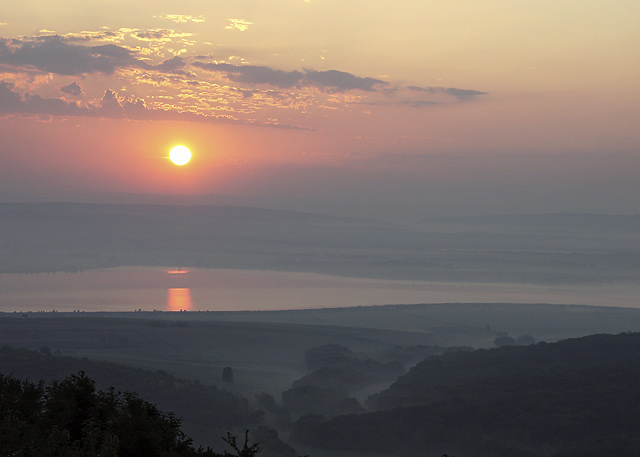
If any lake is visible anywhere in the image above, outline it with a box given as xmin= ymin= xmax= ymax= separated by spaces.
xmin=1 ymin=266 xmax=639 ymax=312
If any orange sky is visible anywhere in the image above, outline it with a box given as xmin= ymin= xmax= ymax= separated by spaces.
xmin=1 ymin=0 xmax=639 ymax=218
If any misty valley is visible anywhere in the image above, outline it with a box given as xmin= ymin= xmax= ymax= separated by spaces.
xmin=2 ymin=203 xmax=640 ymax=456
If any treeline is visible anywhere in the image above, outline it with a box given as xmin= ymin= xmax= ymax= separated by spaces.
xmin=0 ymin=371 xmax=261 ymax=457
xmin=291 ymin=332 xmax=640 ymax=457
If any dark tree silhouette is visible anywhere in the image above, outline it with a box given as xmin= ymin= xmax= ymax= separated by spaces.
xmin=222 ymin=430 xmax=261 ymax=457
xmin=223 ymin=367 xmax=234 ymax=384
xmin=493 ymin=335 xmax=517 ymax=347
xmin=0 ymin=371 xmax=287 ymax=457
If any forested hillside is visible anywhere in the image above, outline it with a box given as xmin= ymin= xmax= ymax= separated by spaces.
xmin=292 ymin=332 xmax=640 ymax=457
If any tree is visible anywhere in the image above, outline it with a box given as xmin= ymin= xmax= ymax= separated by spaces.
xmin=0 ymin=372 xmax=240 ymax=457
xmin=494 ymin=336 xmax=517 ymax=347
xmin=0 ymin=371 xmax=311 ymax=457
xmin=222 ymin=430 xmax=261 ymax=457
xmin=516 ymin=335 xmax=537 ymax=346
xmin=223 ymin=367 xmax=234 ymax=384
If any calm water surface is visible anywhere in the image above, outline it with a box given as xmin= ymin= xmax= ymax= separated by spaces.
xmin=1 ymin=266 xmax=639 ymax=312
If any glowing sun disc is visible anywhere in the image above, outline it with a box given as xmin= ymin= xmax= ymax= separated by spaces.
xmin=169 ymin=145 xmax=191 ymax=166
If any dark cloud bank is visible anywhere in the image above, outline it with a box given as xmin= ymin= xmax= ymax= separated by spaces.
xmin=0 ymin=36 xmax=149 ymax=75
xmin=193 ymin=61 xmax=386 ymax=92
xmin=0 ymin=36 xmax=191 ymax=76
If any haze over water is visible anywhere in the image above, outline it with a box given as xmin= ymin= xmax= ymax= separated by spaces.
xmin=2 ymin=267 xmax=638 ymax=313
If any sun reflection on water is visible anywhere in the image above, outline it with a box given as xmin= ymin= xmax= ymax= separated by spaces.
xmin=167 ymin=287 xmax=193 ymax=311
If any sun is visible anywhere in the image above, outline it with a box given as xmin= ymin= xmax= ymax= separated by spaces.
xmin=169 ymin=145 xmax=192 ymax=166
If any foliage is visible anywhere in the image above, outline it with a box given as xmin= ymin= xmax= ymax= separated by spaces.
xmin=292 ymin=332 xmax=640 ymax=457
xmin=493 ymin=336 xmax=516 ymax=347
xmin=0 ymin=345 xmax=261 ymax=431
xmin=223 ymin=367 xmax=234 ymax=384
xmin=0 ymin=371 xmax=198 ymax=457
xmin=293 ymin=359 xmax=405 ymax=392
xmin=222 ymin=431 xmax=261 ymax=457
xmin=0 ymin=372 xmax=297 ymax=457
xmin=304 ymin=344 xmax=354 ymax=370
xmin=282 ymin=384 xmax=364 ymax=418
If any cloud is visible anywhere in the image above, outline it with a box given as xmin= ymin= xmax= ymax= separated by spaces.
xmin=155 ymin=56 xmax=192 ymax=75
xmin=194 ymin=62 xmax=303 ymax=88
xmin=443 ymin=87 xmax=487 ymax=100
xmin=0 ymin=81 xmax=88 ymax=116
xmin=0 ymin=30 xmax=487 ymax=128
xmin=60 ymin=81 xmax=83 ymax=96
xmin=0 ymin=80 xmax=201 ymax=121
xmin=131 ymin=29 xmax=192 ymax=43
xmin=37 ymin=27 xmax=192 ymax=45
xmin=161 ymin=15 xmax=206 ymax=23
xmin=193 ymin=62 xmax=387 ymax=92
xmin=407 ymin=85 xmax=487 ymax=100
xmin=54 ymin=30 xmax=127 ymax=43
xmin=226 ymin=19 xmax=253 ymax=32
xmin=305 ymin=70 xmax=386 ymax=92
xmin=0 ymin=37 xmax=199 ymax=76
xmin=401 ymin=100 xmax=441 ymax=108
xmin=0 ymin=36 xmax=151 ymax=75
xmin=0 ymin=80 xmax=310 ymax=129
xmin=0 ymin=81 xmax=25 ymax=111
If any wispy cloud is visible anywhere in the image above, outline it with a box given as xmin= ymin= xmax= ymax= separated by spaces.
xmin=35 ymin=27 xmax=193 ymax=46
xmin=225 ymin=19 xmax=253 ymax=32
xmin=49 ymin=29 xmax=128 ymax=44
xmin=160 ymin=14 xmax=206 ymax=23
xmin=407 ymin=85 xmax=487 ymax=101
xmin=131 ymin=29 xmax=192 ymax=43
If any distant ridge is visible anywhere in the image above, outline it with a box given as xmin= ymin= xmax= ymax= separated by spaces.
xmin=424 ymin=212 xmax=640 ymax=232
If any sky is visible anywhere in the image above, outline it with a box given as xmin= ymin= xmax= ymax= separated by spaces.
xmin=1 ymin=0 xmax=639 ymax=219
